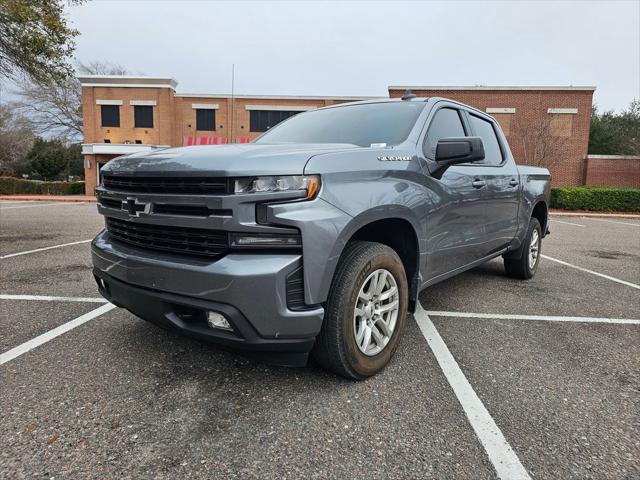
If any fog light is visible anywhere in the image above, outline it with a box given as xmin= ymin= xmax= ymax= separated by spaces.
xmin=206 ymin=311 xmax=232 ymax=331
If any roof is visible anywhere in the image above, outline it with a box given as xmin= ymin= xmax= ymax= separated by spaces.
xmin=174 ymin=93 xmax=381 ymax=101
xmin=389 ymin=85 xmax=597 ymax=92
xmin=78 ymin=75 xmax=178 ymax=89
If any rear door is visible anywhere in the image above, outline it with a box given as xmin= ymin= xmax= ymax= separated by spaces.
xmin=420 ymin=105 xmax=491 ymax=280
xmin=465 ymin=112 xmax=520 ymax=253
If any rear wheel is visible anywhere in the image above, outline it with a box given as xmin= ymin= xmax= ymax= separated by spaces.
xmin=312 ymin=241 xmax=408 ymax=379
xmin=504 ymin=217 xmax=542 ymax=279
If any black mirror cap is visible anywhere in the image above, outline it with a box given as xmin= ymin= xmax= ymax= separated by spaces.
xmin=435 ymin=136 xmax=485 ymax=164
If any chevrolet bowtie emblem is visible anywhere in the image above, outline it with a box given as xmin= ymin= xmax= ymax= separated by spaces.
xmin=122 ymin=198 xmax=151 ymax=217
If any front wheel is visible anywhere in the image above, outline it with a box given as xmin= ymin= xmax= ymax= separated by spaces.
xmin=504 ymin=217 xmax=542 ymax=279
xmin=312 ymin=241 xmax=408 ymax=379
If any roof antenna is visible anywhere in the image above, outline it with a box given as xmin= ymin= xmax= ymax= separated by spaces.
xmin=401 ymin=89 xmax=416 ymax=100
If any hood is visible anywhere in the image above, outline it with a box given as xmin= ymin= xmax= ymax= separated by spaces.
xmin=102 ymin=143 xmax=359 ymax=177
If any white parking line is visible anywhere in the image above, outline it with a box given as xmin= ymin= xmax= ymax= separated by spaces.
xmin=0 ymin=303 xmax=116 ymax=366
xmin=583 ymin=217 xmax=640 ymax=227
xmin=0 ymin=294 xmax=106 ymax=303
xmin=0 ymin=239 xmax=92 ymax=259
xmin=551 ymin=219 xmax=585 ymax=227
xmin=425 ymin=310 xmax=640 ymax=325
xmin=542 ymin=254 xmax=640 ymax=290
xmin=414 ymin=305 xmax=531 ymax=480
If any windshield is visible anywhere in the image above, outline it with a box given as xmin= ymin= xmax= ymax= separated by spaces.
xmin=254 ymin=101 xmax=425 ymax=147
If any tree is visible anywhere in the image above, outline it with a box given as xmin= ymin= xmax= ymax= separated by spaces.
xmin=15 ymin=61 xmax=128 ymax=142
xmin=589 ymin=100 xmax=640 ymax=155
xmin=511 ymin=115 xmax=569 ymax=169
xmin=27 ymin=138 xmax=82 ymax=180
xmin=0 ymin=0 xmax=81 ymax=84
xmin=0 ymin=103 xmax=35 ymax=176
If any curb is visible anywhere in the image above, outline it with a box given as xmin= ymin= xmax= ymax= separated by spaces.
xmin=0 ymin=196 xmax=96 ymax=203
xmin=550 ymin=212 xmax=640 ymax=219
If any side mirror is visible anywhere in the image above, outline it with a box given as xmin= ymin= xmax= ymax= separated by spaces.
xmin=432 ymin=136 xmax=485 ymax=178
xmin=436 ymin=136 xmax=485 ymax=164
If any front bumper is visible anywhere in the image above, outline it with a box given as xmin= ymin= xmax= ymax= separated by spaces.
xmin=92 ymin=230 xmax=324 ymax=365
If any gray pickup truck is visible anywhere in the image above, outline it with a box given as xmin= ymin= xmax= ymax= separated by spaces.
xmin=92 ymin=94 xmax=551 ymax=379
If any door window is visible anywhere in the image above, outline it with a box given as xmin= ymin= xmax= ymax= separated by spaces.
xmin=469 ymin=115 xmax=503 ymax=165
xmin=424 ymin=108 xmax=466 ymax=159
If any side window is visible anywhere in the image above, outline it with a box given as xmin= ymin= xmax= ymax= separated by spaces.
xmin=469 ymin=115 xmax=503 ymax=165
xmin=101 ymin=105 xmax=120 ymax=127
xmin=424 ymin=108 xmax=466 ymax=159
xmin=134 ymin=106 xmax=154 ymax=128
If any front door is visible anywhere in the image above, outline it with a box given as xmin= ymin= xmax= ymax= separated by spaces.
xmin=420 ymin=105 xmax=490 ymax=280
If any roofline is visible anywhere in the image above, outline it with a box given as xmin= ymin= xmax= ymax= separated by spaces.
xmin=389 ymin=85 xmax=597 ymax=92
xmin=78 ymin=75 xmax=178 ymax=89
xmin=174 ymin=93 xmax=383 ymax=101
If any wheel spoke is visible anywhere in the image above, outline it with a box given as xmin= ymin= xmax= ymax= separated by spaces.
xmin=371 ymin=324 xmax=385 ymax=346
xmin=360 ymin=326 xmax=372 ymax=351
xmin=375 ymin=271 xmax=387 ymax=294
xmin=379 ymin=286 xmax=397 ymax=301
xmin=374 ymin=317 xmax=392 ymax=336
xmin=354 ymin=307 xmax=365 ymax=318
xmin=355 ymin=324 xmax=365 ymax=344
xmin=376 ymin=300 xmax=398 ymax=315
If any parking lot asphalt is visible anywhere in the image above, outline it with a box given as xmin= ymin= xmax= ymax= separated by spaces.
xmin=1 ymin=201 xmax=639 ymax=479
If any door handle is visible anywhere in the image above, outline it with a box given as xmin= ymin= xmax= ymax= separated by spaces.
xmin=472 ymin=179 xmax=486 ymax=189
xmin=509 ymin=178 xmax=519 ymax=187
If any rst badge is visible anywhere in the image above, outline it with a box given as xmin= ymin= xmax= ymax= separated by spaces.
xmin=377 ymin=155 xmax=412 ymax=162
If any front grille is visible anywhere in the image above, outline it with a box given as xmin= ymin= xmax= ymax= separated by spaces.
xmin=153 ymin=204 xmax=232 ymax=217
xmin=100 ymin=197 xmax=122 ymax=209
xmin=103 ymin=175 xmax=229 ymax=194
xmin=286 ymin=266 xmax=306 ymax=310
xmin=106 ymin=217 xmax=228 ymax=258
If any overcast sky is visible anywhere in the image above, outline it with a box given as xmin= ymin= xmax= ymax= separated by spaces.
xmin=68 ymin=0 xmax=639 ymax=111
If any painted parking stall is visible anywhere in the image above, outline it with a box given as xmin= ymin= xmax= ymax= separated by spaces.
xmin=1 ymin=202 xmax=639 ymax=478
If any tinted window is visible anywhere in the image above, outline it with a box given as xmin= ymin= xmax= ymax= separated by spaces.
xmin=250 ymin=110 xmax=299 ymax=132
xmin=196 ymin=109 xmax=215 ymax=131
xmin=101 ymin=105 xmax=120 ymax=127
xmin=469 ymin=115 xmax=503 ymax=165
xmin=255 ymin=102 xmax=425 ymax=146
xmin=134 ymin=105 xmax=153 ymax=128
xmin=424 ymin=108 xmax=465 ymax=159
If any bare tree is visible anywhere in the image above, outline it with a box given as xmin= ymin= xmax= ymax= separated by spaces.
xmin=13 ymin=61 xmax=128 ymax=142
xmin=0 ymin=103 xmax=35 ymax=176
xmin=511 ymin=114 xmax=569 ymax=169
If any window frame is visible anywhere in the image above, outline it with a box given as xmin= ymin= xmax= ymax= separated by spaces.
xmin=134 ymin=105 xmax=154 ymax=128
xmin=421 ymin=106 xmax=469 ymax=160
xmin=100 ymin=104 xmax=120 ymax=128
xmin=465 ymin=111 xmax=507 ymax=167
xmin=195 ymin=108 xmax=216 ymax=131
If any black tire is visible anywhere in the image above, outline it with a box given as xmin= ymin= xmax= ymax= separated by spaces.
xmin=312 ymin=241 xmax=408 ymax=379
xmin=504 ymin=217 xmax=542 ymax=279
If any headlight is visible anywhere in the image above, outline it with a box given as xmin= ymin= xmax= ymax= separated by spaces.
xmin=234 ymin=175 xmax=320 ymax=199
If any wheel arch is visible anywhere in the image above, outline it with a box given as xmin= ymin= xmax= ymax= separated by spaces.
xmin=331 ymin=209 xmax=422 ymax=312
xmin=531 ymin=200 xmax=549 ymax=236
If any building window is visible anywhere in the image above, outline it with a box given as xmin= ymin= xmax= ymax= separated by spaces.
xmin=250 ymin=110 xmax=299 ymax=132
xmin=196 ymin=109 xmax=216 ymax=131
xmin=134 ymin=105 xmax=153 ymax=128
xmin=101 ymin=105 xmax=120 ymax=127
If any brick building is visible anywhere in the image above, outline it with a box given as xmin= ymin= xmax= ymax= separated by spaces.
xmin=81 ymin=75 xmax=597 ymax=194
